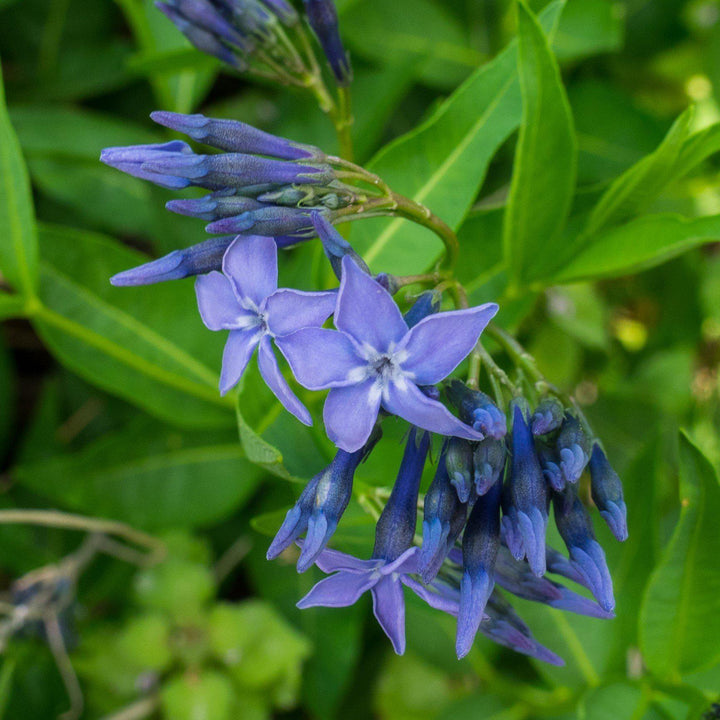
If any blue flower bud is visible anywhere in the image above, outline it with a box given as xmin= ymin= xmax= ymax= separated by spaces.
xmin=445 ymin=437 xmax=474 ymax=504
xmin=142 ymin=152 xmax=334 ymax=190
xmin=446 ymin=380 xmax=506 ymax=439
xmin=156 ymin=2 xmax=250 ymax=68
xmin=372 ymin=428 xmax=430 ymax=562
xmin=555 ymin=413 xmax=591 ymax=485
xmin=303 ymin=0 xmax=352 ymax=85
xmin=110 ymin=236 xmax=234 ymax=286
xmin=536 ymin=441 xmax=564 ymax=492
xmin=418 ymin=442 xmax=467 ymax=583
xmin=501 ymin=403 xmax=548 ymax=576
xmin=160 ymin=0 xmax=250 ymax=48
xmin=207 ymin=206 xmax=314 ymax=236
xmin=482 ymin=593 xmax=564 ymax=666
xmin=100 ymin=141 xmax=195 ymax=189
xmin=403 ymin=291 xmax=441 ymax=329
xmin=589 ymin=443 xmax=628 ymax=542
xmin=311 ymin=211 xmax=369 ymax=278
xmin=268 ymin=445 xmax=369 ymax=571
xmin=494 ymin=546 xmax=613 ymax=619
xmin=151 ymin=111 xmax=319 ymax=161
xmin=472 ymin=436 xmax=505 ymax=495
xmin=552 ymin=486 xmax=614 ymax=612
xmin=545 ymin=545 xmax=588 ymax=587
xmin=531 ymin=397 xmax=564 ymax=436
xmin=167 ymin=190 xmax=263 ymax=220
xmin=456 ymin=481 xmax=501 ymax=658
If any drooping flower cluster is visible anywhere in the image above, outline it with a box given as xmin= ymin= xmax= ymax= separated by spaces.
xmin=102 ymin=14 xmax=627 ymax=661
xmin=156 ymin=0 xmax=351 ymax=86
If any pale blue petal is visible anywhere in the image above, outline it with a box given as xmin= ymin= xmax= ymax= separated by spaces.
xmin=195 ymin=271 xmax=254 ymax=330
xmin=372 ymin=576 xmax=407 ymax=654
xmin=323 ymin=378 xmax=381 ymax=452
xmin=265 ymin=288 xmax=337 ymax=336
xmin=336 ymin=256 xmax=408 ymax=352
xmin=297 ymin=571 xmax=377 ymax=608
xmin=276 ymin=328 xmax=364 ymax=390
xmin=399 ymin=304 xmax=498 ymax=385
xmin=257 ymin=336 xmax=312 ymax=425
xmin=222 ymin=235 xmax=278 ymax=305
xmin=219 ymin=328 xmax=261 ymax=395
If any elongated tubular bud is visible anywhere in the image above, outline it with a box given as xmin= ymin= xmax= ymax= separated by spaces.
xmin=589 ymin=443 xmax=628 ymax=542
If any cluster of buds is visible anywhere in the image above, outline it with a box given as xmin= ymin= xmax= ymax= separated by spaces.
xmin=157 ymin=0 xmax=351 ymax=87
xmin=101 ymin=112 xmax=400 ymax=287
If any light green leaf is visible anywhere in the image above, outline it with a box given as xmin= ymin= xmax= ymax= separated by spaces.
xmin=553 ymin=0 xmax=624 ymax=62
xmin=0 ymin=59 xmax=38 ymax=297
xmin=352 ymin=1 xmax=566 ymax=276
xmin=640 ymin=433 xmax=720 ymax=679
xmin=13 ymin=418 xmax=261 ymax=529
xmin=552 ymin=212 xmax=720 ymax=284
xmin=236 ymin=404 xmax=289 ymax=479
xmin=503 ymin=0 xmax=576 ymax=287
xmin=582 ymin=107 xmax=694 ymax=238
xmin=577 ymin=683 xmax=650 ymax=720
xmin=32 ymin=224 xmax=233 ymax=428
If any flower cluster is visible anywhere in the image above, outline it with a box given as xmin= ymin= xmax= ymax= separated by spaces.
xmin=156 ymin=0 xmax=351 ymax=86
xmin=102 ymin=1 xmax=627 ymax=663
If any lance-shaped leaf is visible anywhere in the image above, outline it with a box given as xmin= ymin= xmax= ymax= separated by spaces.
xmin=640 ymin=433 xmax=720 ymax=678
xmin=503 ymin=0 xmax=577 ymax=288
xmin=0 ymin=59 xmax=38 ymax=298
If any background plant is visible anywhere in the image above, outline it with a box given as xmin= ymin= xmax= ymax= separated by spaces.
xmin=0 ymin=0 xmax=720 ymax=718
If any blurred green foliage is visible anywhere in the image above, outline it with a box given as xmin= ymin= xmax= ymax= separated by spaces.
xmin=0 ymin=0 xmax=719 ymax=718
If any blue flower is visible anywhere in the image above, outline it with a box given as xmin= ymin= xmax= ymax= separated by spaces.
xmin=195 ymin=235 xmax=336 ymax=422
xmin=552 ymin=486 xmax=615 ymax=612
xmin=531 ymin=396 xmax=564 ymax=436
xmin=445 ymin=437 xmax=474 ymax=504
xmin=555 ymin=413 xmax=591 ymax=485
xmin=297 ymin=429 xmax=430 ymax=654
xmin=589 ymin=443 xmax=628 ymax=542
xmin=277 ymin=256 xmax=498 ymax=451
xmin=303 ymin=0 xmax=352 ymax=85
xmin=456 ymin=481 xmax=501 ymax=658
xmin=473 ymin=436 xmax=505 ymax=496
xmin=418 ymin=441 xmax=467 ymax=582
xmin=446 ymin=380 xmax=507 ymax=439
xmin=267 ymin=441 xmax=375 ymax=570
xmin=501 ymin=403 xmax=548 ymax=576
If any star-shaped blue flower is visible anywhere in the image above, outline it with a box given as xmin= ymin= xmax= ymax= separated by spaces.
xmin=195 ymin=235 xmax=336 ymax=424
xmin=276 ymin=256 xmax=498 ymax=452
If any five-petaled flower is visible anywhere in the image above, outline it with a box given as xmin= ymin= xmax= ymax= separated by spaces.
xmin=277 ymin=256 xmax=498 ymax=452
xmin=195 ymin=235 xmax=336 ymax=424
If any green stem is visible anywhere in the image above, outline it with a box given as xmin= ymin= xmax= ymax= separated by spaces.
xmin=335 ymin=85 xmax=354 ymax=161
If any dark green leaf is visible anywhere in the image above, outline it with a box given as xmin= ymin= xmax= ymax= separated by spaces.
xmin=503 ymin=0 xmax=577 ymax=287
xmin=640 ymin=433 xmax=720 ymax=679
xmin=0 ymin=59 xmax=38 ymax=297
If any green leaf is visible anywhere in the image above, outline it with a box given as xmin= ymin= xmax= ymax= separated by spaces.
xmin=551 ymin=212 xmax=720 ymax=283
xmin=577 ymin=683 xmax=650 ymax=720
xmin=503 ymin=0 xmax=577 ymax=287
xmin=582 ymin=107 xmax=694 ymax=239
xmin=640 ymin=433 xmax=720 ymax=679
xmin=0 ymin=59 xmax=38 ymax=297
xmin=352 ymin=0 xmax=566 ymax=276
xmin=13 ymin=418 xmax=261 ymax=529
xmin=32 ymin=224 xmax=233 ymax=428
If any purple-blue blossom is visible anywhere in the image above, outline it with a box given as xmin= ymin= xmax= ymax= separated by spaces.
xmin=195 ymin=235 xmax=336 ymax=423
xmin=303 ymin=0 xmax=352 ymax=85
xmin=277 ymin=256 xmax=498 ymax=452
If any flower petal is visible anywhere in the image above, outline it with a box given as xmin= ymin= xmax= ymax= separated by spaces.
xmin=257 ymin=336 xmax=312 ymax=425
xmin=371 ymin=576 xmax=407 ymax=655
xmin=383 ymin=382 xmax=482 ymax=441
xmin=222 ymin=235 xmax=278 ymax=305
xmin=399 ymin=304 xmax=498 ymax=385
xmin=310 ymin=546 xmax=383 ymax=574
xmin=195 ymin=271 xmax=254 ymax=330
xmin=402 ymin=576 xmax=459 ymax=616
xmin=276 ymin=328 xmax=364 ymax=390
xmin=297 ymin=570 xmax=377 ymax=608
xmin=336 ymin=256 xmax=408 ymax=352
xmin=265 ymin=288 xmax=337 ymax=337
xmin=324 ymin=378 xmax=381 ymax=452
xmin=219 ymin=328 xmax=261 ymax=395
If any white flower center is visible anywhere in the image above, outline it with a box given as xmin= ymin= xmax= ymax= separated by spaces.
xmin=347 ymin=342 xmax=414 ymax=404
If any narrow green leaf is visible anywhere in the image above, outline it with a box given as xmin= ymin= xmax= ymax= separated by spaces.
xmin=640 ymin=433 xmax=720 ymax=679
xmin=13 ymin=419 xmax=260 ymax=529
xmin=0 ymin=59 xmax=38 ymax=297
xmin=352 ymin=1 xmax=566 ymax=276
xmin=236 ymin=403 xmax=290 ymax=479
xmin=672 ymin=121 xmax=720 ymax=180
xmin=552 ymin=212 xmax=720 ymax=284
xmin=503 ymin=0 xmax=577 ymax=287
xmin=552 ymin=0 xmax=624 ymax=62
xmin=582 ymin=107 xmax=694 ymax=238
xmin=32 ymin=224 xmax=233 ymax=428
